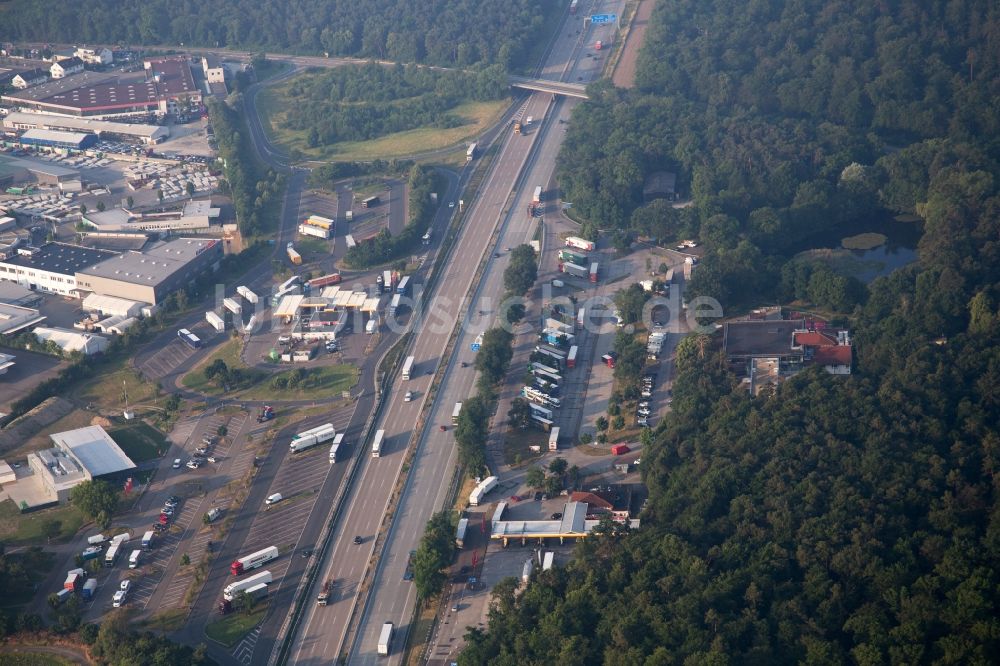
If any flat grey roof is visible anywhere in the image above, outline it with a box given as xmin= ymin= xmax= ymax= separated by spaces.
xmin=0 ymin=153 xmax=79 ymax=179
xmin=80 ymin=237 xmax=218 ymax=286
xmin=20 ymin=128 xmax=91 ymax=143
xmin=3 ymin=70 xmax=118 ymax=102
xmin=51 ymin=425 xmax=135 ymax=477
xmin=4 ymin=112 xmax=167 ymax=139
xmin=723 ymin=320 xmax=800 ymax=357
xmin=1 ymin=242 xmax=117 ymax=276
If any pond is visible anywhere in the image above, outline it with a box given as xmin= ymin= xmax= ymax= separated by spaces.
xmin=793 ymin=212 xmax=922 ymax=283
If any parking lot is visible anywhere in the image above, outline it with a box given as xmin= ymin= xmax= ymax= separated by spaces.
xmin=81 ymin=409 xmax=252 ymax=619
xmin=213 ymin=405 xmax=357 ymax=606
xmin=139 ymin=322 xmax=219 ymax=379
xmin=0 ymin=347 xmax=66 ymax=415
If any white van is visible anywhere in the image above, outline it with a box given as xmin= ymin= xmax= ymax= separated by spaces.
xmin=266 ymin=493 xmax=283 ymax=505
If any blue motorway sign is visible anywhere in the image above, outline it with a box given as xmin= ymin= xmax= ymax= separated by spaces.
xmin=590 ymin=13 xmax=617 ymax=24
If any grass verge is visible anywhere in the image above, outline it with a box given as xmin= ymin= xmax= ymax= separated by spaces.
xmin=205 ymin=606 xmax=267 ymax=647
xmin=0 ymin=500 xmax=85 ymax=546
xmin=141 ymin=608 xmax=188 ymax=632
xmin=239 ymin=364 xmax=359 ymax=400
xmin=0 ymin=652 xmax=74 ymax=666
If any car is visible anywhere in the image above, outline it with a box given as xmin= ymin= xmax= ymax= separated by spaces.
xmin=641 ymin=391 xmax=653 ymax=398
xmin=451 ymin=604 xmax=459 ymax=612
xmin=494 ymin=252 xmax=501 ymax=257
xmin=637 ymin=417 xmax=649 ymax=426
xmin=353 ymin=536 xmax=363 ymax=545
xmin=112 ymin=590 xmax=127 ymax=607
xmin=534 ymin=491 xmax=543 ymax=501
xmin=161 ymin=507 xmax=174 ymax=516
xmin=265 ymin=493 xmax=283 ymax=505
xmin=278 ymin=335 xmax=292 ymax=345
xmin=301 ymin=548 xmax=313 ymax=558
xmin=638 ymin=402 xmax=650 ymax=408
xmin=634 ymin=458 xmax=642 ymax=466
xmin=439 ymin=425 xmax=447 ymax=431
xmin=167 ymin=495 xmax=180 ymax=503
xmin=195 ymin=447 xmax=208 ymax=455
xmin=120 ymin=579 xmax=131 ymax=592
xmin=172 ymin=459 xmax=182 ymax=468
xmin=448 ymin=201 xmax=455 ymax=208
xmin=551 ymin=512 xmax=563 ymax=520
xmin=404 ymin=391 xmax=413 ymax=402
xmin=637 ymin=409 xmax=651 ymax=416
xmin=207 ymin=456 xmax=218 ymax=463
xmin=11 ymin=462 xmax=20 ymax=469
xmin=542 ymin=493 xmax=549 ymax=500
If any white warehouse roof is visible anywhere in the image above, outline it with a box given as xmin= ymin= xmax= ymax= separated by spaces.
xmin=82 ymin=292 xmax=146 ymax=317
xmin=50 ymin=425 xmax=135 ymax=477
xmin=33 ymin=326 xmax=109 ymax=355
xmin=3 ymin=112 xmax=169 ymax=141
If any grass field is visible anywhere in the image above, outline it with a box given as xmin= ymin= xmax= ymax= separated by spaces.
xmin=205 ymin=606 xmax=266 ymax=647
xmin=109 ymin=422 xmax=167 ymax=462
xmin=77 ymin=367 xmax=159 ymax=414
xmin=256 ymin=78 xmax=508 ymax=161
xmin=181 ymin=338 xmax=260 ymax=394
xmin=0 ymin=500 xmax=84 ymax=546
xmin=0 ymin=548 xmax=56 ymax=608
xmin=240 ymin=364 xmax=359 ymax=401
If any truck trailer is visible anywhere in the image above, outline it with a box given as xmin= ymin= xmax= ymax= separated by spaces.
xmin=561 ymin=262 xmax=589 ymax=279
xmin=564 ymin=236 xmax=596 ymax=252
xmin=532 ymin=186 xmax=542 ymax=203
xmin=289 ymin=424 xmax=336 ymax=453
xmin=223 ymin=570 xmax=273 ymax=600
xmin=328 ymin=433 xmax=344 ymax=463
xmin=141 ymin=530 xmax=155 ymax=550
xmin=205 ymin=310 xmax=225 ymax=332
xmin=469 ymin=476 xmax=499 ymax=506
xmin=377 ymin=622 xmax=394 ymax=656
xmin=230 ymin=546 xmax=279 ymax=575
xmin=223 ymin=297 xmax=242 ymax=315
xmin=237 ymin=285 xmax=259 ymax=304
xmin=287 ymin=246 xmax=302 ymax=265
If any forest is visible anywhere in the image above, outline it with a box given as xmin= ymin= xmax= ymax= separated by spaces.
xmin=282 ymin=62 xmax=508 ymax=146
xmin=557 ymin=0 xmax=1000 ymax=310
xmin=0 ymin=0 xmax=559 ymax=70
xmin=461 ymin=0 xmax=1000 ymax=663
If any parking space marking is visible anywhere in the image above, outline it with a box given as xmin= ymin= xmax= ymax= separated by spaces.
xmin=233 ymin=626 xmax=261 ymax=665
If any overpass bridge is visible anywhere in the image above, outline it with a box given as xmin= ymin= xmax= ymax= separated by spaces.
xmin=508 ymin=75 xmax=589 ymax=99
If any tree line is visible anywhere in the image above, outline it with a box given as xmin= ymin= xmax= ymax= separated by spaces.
xmin=208 ymin=97 xmax=285 ymax=238
xmin=283 ymin=63 xmax=508 ymax=147
xmin=0 ymin=0 xmax=560 ymax=70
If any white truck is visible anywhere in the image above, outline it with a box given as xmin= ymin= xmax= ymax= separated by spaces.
xmin=223 ymin=297 xmax=242 ymax=315
xmin=230 ymin=546 xmax=279 ymax=575
xmin=237 ymin=286 xmax=259 ymax=304
xmin=469 ymin=476 xmax=499 ymax=506
xmin=205 ymin=310 xmax=225 ymax=332
xmin=289 ymin=423 xmax=336 ymax=453
xmin=223 ymin=570 xmax=273 ymax=601
xmin=128 ymin=549 xmax=141 ymax=569
xmin=328 ymin=433 xmax=344 ymax=463
xmin=377 ymin=622 xmax=394 ymax=656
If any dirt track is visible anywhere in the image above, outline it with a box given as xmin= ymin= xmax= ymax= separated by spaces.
xmin=612 ymin=0 xmax=655 ymax=88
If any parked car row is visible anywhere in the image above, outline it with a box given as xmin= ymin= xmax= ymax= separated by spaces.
xmin=637 ymin=373 xmax=658 ymax=427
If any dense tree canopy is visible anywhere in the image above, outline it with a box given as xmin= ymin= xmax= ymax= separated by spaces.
xmin=463 ymin=1 xmax=1000 ymax=663
xmin=0 ymin=0 xmax=560 ymax=70
xmin=558 ymin=0 xmax=1000 ymax=311
xmin=284 ymin=63 xmax=508 ymax=146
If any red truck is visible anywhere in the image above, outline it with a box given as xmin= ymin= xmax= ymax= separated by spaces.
xmin=611 ymin=444 xmax=630 ymax=456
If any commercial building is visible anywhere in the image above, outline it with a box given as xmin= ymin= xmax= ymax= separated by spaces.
xmin=50 ymin=57 xmax=84 ymax=79
xmin=489 ymin=501 xmax=641 ymax=546
xmin=81 ymin=293 xmax=145 ymax=318
xmin=77 ymin=237 xmax=222 ymax=305
xmin=723 ymin=314 xmax=853 ymax=394
xmin=202 ymin=55 xmax=225 ymax=83
xmin=2 ymin=58 xmax=200 ymax=119
xmin=0 ymin=281 xmax=43 ymax=307
xmin=0 ymin=243 xmax=117 ymax=296
xmin=11 ymin=69 xmax=49 ymax=89
xmin=3 ymin=112 xmax=169 ymax=144
xmin=0 ymin=153 xmax=80 ymax=188
xmin=0 ymin=301 xmax=46 ymax=335
xmin=27 ymin=425 xmax=135 ymax=503
xmin=18 ymin=128 xmax=98 ymax=151
xmin=33 ymin=326 xmax=110 ymax=355
xmin=81 ymin=200 xmax=219 ymax=233
xmin=75 ymin=47 xmax=114 ymax=66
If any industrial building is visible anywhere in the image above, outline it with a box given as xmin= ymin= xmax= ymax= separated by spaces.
xmin=81 ymin=293 xmax=145 ymax=318
xmin=3 ymin=112 xmax=169 ymax=144
xmin=0 ymin=243 xmax=117 ymax=296
xmin=18 ymin=128 xmax=98 ymax=151
xmin=202 ymin=55 xmax=225 ymax=83
xmin=33 ymin=326 xmax=110 ymax=355
xmin=0 ymin=153 xmax=81 ymax=190
xmin=77 ymin=237 xmax=222 ymax=305
xmin=1 ymin=58 xmax=200 ymax=119
xmin=0 ymin=301 xmax=46 ymax=335
xmin=27 ymin=425 xmax=135 ymax=503
xmin=0 ymin=281 xmax=43 ymax=307
xmin=81 ymin=200 xmax=219 ymax=232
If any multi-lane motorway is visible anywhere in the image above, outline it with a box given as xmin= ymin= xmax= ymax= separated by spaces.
xmin=284 ymin=2 xmax=625 ymax=664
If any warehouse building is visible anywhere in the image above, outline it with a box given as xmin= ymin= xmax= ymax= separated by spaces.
xmin=81 ymin=292 xmax=145 ymax=318
xmin=33 ymin=326 xmax=110 ymax=355
xmin=26 ymin=425 xmax=135 ymax=504
xmin=77 ymin=237 xmax=222 ymax=305
xmin=3 ymin=112 xmax=169 ymax=144
xmin=81 ymin=200 xmax=219 ymax=233
xmin=18 ymin=128 xmax=98 ymax=151
xmin=0 ymin=243 xmax=117 ymax=296
xmin=0 ymin=154 xmax=80 ymax=188
xmin=0 ymin=301 xmax=46 ymax=335
xmin=1 ymin=58 xmax=199 ymax=119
